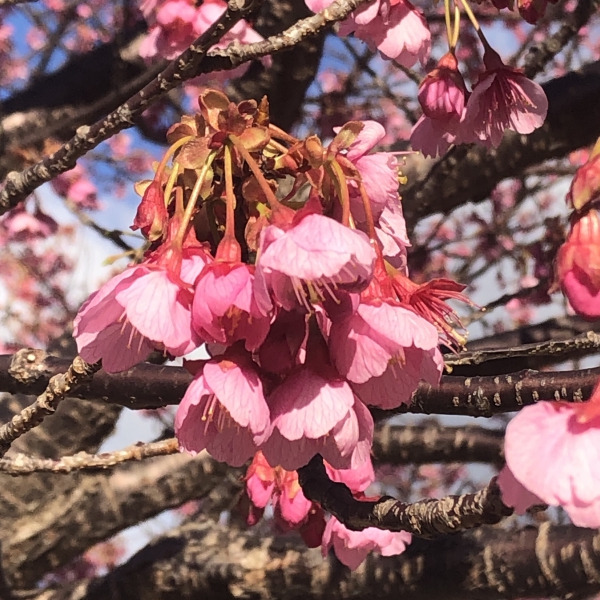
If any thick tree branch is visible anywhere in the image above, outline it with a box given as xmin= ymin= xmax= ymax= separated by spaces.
xmin=297 ymin=455 xmax=512 ymax=538
xmin=402 ymin=60 xmax=600 ymax=230
xmin=1 ymin=350 xmax=598 ymax=417
xmin=37 ymin=520 xmax=600 ymax=600
xmin=3 ymin=452 xmax=237 ymax=589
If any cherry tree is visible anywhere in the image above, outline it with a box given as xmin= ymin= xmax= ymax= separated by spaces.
xmin=0 ymin=0 xmax=600 ymax=597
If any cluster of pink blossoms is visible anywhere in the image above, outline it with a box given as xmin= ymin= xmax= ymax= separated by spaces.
xmin=411 ymin=44 xmax=548 ymax=156
xmin=73 ymin=90 xmax=466 ymax=567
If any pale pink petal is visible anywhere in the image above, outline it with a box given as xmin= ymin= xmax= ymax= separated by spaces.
xmin=346 ymin=120 xmax=386 ymax=160
xmin=497 ymin=465 xmax=543 ymax=514
xmin=202 ymin=358 xmax=270 ymax=436
xmin=269 ymin=368 xmax=355 ymax=440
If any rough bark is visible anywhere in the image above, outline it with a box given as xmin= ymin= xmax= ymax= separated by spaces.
xmin=2 ymin=452 xmax=238 ymax=589
xmin=36 ymin=520 xmax=600 ymax=600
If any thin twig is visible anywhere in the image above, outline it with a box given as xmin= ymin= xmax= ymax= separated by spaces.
xmin=0 ymin=438 xmax=179 ymax=475
xmin=298 ymin=455 xmax=513 ymax=538
xmin=0 ymin=355 xmax=100 ymax=458
xmin=444 ymin=330 xmax=600 ymax=368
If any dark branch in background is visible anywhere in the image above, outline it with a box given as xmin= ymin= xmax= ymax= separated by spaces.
xmin=297 ymin=455 xmax=512 ymax=537
xmin=0 ymin=356 xmax=100 ymax=458
xmin=0 ymin=349 xmax=598 ymax=416
xmin=402 ymin=60 xmax=600 ymax=230
xmin=2 ymin=452 xmax=238 ymax=589
xmin=39 ymin=519 xmax=600 ymax=600
xmin=373 ymin=423 xmax=504 ymax=465
xmin=0 ymin=0 xmax=372 ymax=214
xmin=521 ymin=0 xmax=597 ymax=78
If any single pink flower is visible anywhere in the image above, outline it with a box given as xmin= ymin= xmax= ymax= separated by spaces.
xmin=322 ymin=516 xmax=412 ymax=570
xmin=410 ymin=51 xmax=468 ymax=158
xmin=261 ymin=366 xmax=373 ymax=471
xmin=74 ymin=248 xmax=210 ymax=372
xmin=254 ymin=214 xmax=376 ymax=314
xmin=460 ymin=46 xmax=548 ymax=148
xmin=504 ymin=384 xmax=600 ymax=527
xmin=175 ymin=352 xmax=271 ymax=467
xmin=328 ymin=295 xmax=442 ymax=409
xmin=556 ymin=210 xmax=600 ymax=319
xmin=192 ymin=261 xmax=271 ymax=351
xmin=246 ymin=451 xmax=314 ymax=526
xmin=338 ymin=0 xmax=430 ymax=66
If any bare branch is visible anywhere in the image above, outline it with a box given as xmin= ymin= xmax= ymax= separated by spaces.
xmin=297 ymin=455 xmax=512 ymax=538
xmin=374 ymin=423 xmax=504 ymax=465
xmin=0 ymin=356 xmax=100 ymax=458
xmin=0 ymin=438 xmax=179 ymax=475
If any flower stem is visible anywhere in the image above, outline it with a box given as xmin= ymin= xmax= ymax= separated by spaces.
xmin=327 ymin=158 xmax=351 ymax=227
xmin=223 ymin=143 xmax=236 ymax=241
xmin=173 ymin=152 xmax=216 ymax=248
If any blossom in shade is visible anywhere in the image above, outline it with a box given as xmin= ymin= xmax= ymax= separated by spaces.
xmin=192 ymin=261 xmax=271 ymax=351
xmin=245 ymin=451 xmax=314 ymax=526
xmin=261 ymin=365 xmax=373 ymax=471
xmin=460 ymin=45 xmax=548 ymax=149
xmin=322 ymin=517 xmax=412 ymax=569
xmin=1 ymin=204 xmax=58 ymax=240
xmin=175 ymin=351 xmax=271 ymax=467
xmin=503 ymin=383 xmax=600 ymax=527
xmin=328 ymin=294 xmax=442 ymax=409
xmin=254 ymin=214 xmax=376 ymax=314
xmin=74 ymin=248 xmax=210 ymax=372
xmin=329 ymin=0 xmax=430 ymax=66
xmin=556 ymin=210 xmax=600 ymax=319
xmin=410 ymin=51 xmax=468 ymax=158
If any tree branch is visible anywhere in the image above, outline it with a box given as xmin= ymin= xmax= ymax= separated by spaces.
xmin=37 ymin=519 xmax=600 ymax=600
xmin=1 ymin=350 xmax=598 ymax=417
xmin=0 ymin=356 xmax=100 ymax=458
xmin=0 ymin=0 xmax=372 ymax=214
xmin=297 ymin=455 xmax=512 ymax=538
xmin=0 ymin=438 xmax=179 ymax=475
xmin=3 ymin=452 xmax=238 ymax=589
xmin=373 ymin=423 xmax=504 ymax=465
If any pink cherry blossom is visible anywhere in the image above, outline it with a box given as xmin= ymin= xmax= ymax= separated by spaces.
xmin=322 ymin=516 xmax=412 ymax=569
xmin=497 ymin=465 xmax=544 ymax=514
xmin=410 ymin=51 xmax=468 ymax=158
xmin=254 ymin=214 xmax=376 ymax=314
xmin=460 ymin=46 xmax=548 ymax=149
xmin=175 ymin=352 xmax=271 ymax=467
xmin=261 ymin=366 xmax=373 ymax=471
xmin=503 ymin=386 xmax=600 ymax=527
xmin=328 ymin=297 xmax=442 ymax=409
xmin=556 ymin=210 xmax=600 ymax=319
xmin=192 ymin=262 xmax=271 ymax=351
xmin=51 ymin=165 xmax=99 ymax=209
xmin=74 ymin=249 xmax=210 ymax=372
xmin=327 ymin=457 xmax=375 ymax=493
xmin=336 ymin=0 xmax=430 ymax=66
xmin=246 ymin=451 xmax=314 ymax=526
